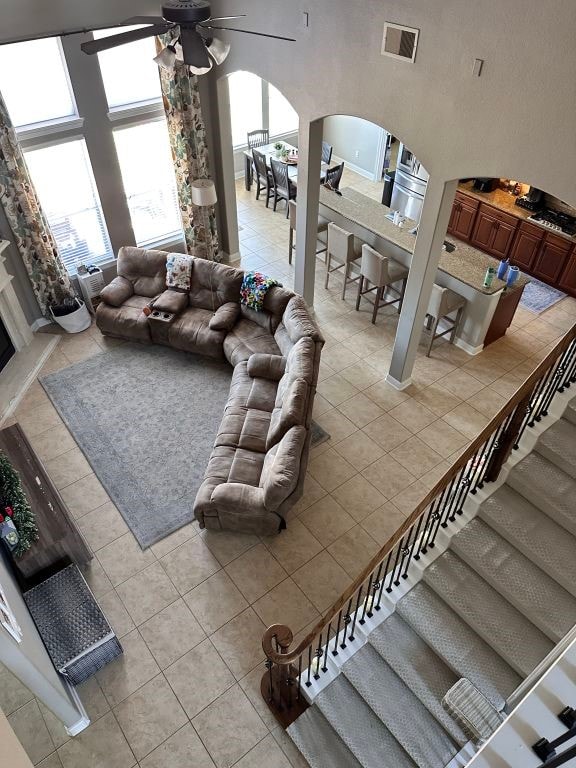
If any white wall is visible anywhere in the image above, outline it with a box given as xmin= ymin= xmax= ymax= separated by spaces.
xmin=323 ymin=115 xmax=383 ymax=178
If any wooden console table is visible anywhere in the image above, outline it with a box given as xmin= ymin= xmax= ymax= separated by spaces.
xmin=0 ymin=424 xmax=92 ymax=583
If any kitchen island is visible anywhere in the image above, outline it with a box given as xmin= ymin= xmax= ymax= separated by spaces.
xmin=318 ymin=186 xmax=529 ymax=353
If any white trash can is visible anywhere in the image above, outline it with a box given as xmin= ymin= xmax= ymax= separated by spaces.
xmin=50 ymin=298 xmax=92 ymax=333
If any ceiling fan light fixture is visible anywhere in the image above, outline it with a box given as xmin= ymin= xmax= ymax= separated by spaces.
xmin=206 ymin=37 xmax=230 ymax=65
xmin=153 ymin=44 xmax=177 ymax=70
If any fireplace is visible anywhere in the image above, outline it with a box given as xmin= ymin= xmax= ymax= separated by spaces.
xmin=0 ymin=316 xmax=15 ymax=372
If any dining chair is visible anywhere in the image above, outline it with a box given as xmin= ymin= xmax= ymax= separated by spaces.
xmin=424 ymin=284 xmax=467 ymax=356
xmin=288 ymin=200 xmax=331 ymax=264
xmin=321 ymin=141 xmax=333 ymax=165
xmin=247 ymin=129 xmax=269 ymax=149
xmin=325 ymin=222 xmax=363 ymax=299
xmin=324 ymin=162 xmax=345 ymax=190
xmin=270 ymin=158 xmax=297 ymax=217
xmin=356 ymin=244 xmax=410 ymax=324
xmin=252 ymin=150 xmax=274 ymax=207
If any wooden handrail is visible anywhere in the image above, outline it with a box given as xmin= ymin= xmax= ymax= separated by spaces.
xmin=263 ymin=322 xmax=576 ymax=665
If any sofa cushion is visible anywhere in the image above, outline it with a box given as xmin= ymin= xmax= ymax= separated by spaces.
xmin=215 ymin=408 xmax=271 ymax=453
xmin=267 ymin=378 xmax=308 ymax=450
xmin=223 ymin=318 xmax=281 ymax=367
xmin=260 ymin=426 xmax=307 ymax=510
xmin=247 ymin=353 xmax=286 ymax=381
xmin=240 ymin=285 xmax=292 ymax=332
xmin=275 ymin=337 xmax=316 ymax=406
xmin=209 ymin=301 xmax=240 ymax=331
xmin=153 ymin=289 xmax=189 ymax=314
xmin=189 ymin=259 xmax=243 ymax=311
xmin=206 ymin=445 xmax=266 ymax=489
xmin=275 ymin=295 xmax=323 ymax=355
xmin=100 ymin=276 xmax=134 ymax=307
xmin=226 ymin=362 xmax=278 ymax=413
xmin=168 ymin=307 xmax=225 ymax=358
xmin=117 ymin=246 xmax=168 ymax=298
xmin=96 ymin=302 xmax=151 ymax=342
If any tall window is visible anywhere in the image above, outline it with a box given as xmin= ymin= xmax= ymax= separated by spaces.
xmin=228 ymin=71 xmax=298 ymax=148
xmin=0 ymin=33 xmax=184 ymax=274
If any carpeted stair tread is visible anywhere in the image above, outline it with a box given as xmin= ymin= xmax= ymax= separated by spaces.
xmin=507 ymin=452 xmax=576 ymax=536
xmin=396 ymin=583 xmax=520 ymax=709
xmin=342 ymin=644 xmax=458 ymax=767
xmin=563 ymin=398 xmax=576 ymax=426
xmin=479 ymin=485 xmax=576 ymax=597
xmin=287 ymin=706 xmax=363 ymax=768
xmin=451 ymin=518 xmax=576 ymax=642
xmin=316 ymin=675 xmax=417 ymax=768
xmin=535 ymin=418 xmax=576 ymax=480
xmin=423 ymin=551 xmax=553 ymax=676
xmin=369 ymin=613 xmax=467 ymax=747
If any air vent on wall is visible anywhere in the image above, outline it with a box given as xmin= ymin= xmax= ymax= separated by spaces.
xmin=381 ymin=22 xmax=419 ymax=62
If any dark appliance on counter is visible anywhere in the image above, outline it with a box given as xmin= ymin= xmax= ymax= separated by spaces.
xmin=515 ymin=186 xmax=544 ymax=212
xmin=381 ymin=170 xmax=395 ymax=207
xmin=472 ymin=177 xmax=499 ymax=193
xmin=528 ymin=208 xmax=576 ymax=237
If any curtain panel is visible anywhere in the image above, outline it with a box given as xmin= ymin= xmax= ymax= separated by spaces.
xmin=156 ymin=38 xmax=220 ymax=261
xmin=0 ymin=94 xmax=74 ymax=315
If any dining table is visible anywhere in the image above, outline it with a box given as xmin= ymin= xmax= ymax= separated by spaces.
xmin=243 ymin=142 xmax=330 ymax=191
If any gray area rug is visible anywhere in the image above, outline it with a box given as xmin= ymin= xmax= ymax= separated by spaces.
xmin=41 ymin=343 xmax=232 ymax=549
xmin=520 ymin=277 xmax=566 ymax=314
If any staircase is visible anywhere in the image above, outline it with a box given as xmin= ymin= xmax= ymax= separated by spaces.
xmin=287 ymin=395 xmax=576 ymax=768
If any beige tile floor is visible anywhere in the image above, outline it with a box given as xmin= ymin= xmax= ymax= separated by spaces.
xmin=2 ymin=169 xmax=576 ymax=768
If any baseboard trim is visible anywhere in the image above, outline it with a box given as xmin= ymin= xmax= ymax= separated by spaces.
xmin=385 ymin=373 xmax=413 ymax=390
xmin=453 ymin=336 xmax=484 ymax=356
xmin=31 ymin=317 xmax=52 ymax=332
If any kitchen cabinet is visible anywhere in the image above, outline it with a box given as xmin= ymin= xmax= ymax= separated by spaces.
xmin=532 ymin=233 xmax=573 ymax=284
xmin=508 ymin=221 xmax=545 ymax=270
xmin=448 ymin=193 xmax=479 ymax=241
xmin=557 ymin=251 xmax=576 ymax=294
xmin=470 ymin=203 xmax=518 ymax=259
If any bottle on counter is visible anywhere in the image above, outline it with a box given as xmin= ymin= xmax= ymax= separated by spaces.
xmin=506 ymin=265 xmax=520 ymax=287
xmin=497 ymin=259 xmax=509 ymax=280
xmin=483 ymin=267 xmax=497 ymax=288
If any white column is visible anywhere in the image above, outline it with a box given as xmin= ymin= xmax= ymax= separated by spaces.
xmin=294 ymin=118 xmax=324 ymax=306
xmin=387 ymin=178 xmax=458 ymax=389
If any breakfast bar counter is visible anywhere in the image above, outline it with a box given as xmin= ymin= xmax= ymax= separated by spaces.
xmin=319 ymin=186 xmax=529 ymax=353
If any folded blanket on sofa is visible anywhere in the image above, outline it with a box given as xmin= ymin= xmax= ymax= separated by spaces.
xmin=166 ymin=254 xmax=193 ymax=291
xmin=240 ymin=271 xmax=281 ymax=312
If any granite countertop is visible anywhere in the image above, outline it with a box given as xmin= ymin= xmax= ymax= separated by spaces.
xmin=458 ymin=181 xmax=576 ymax=243
xmin=319 ymin=187 xmax=528 ymax=295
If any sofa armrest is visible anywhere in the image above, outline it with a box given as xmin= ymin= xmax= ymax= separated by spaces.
xmin=247 ymin=353 xmax=286 ymax=381
xmin=209 ymin=301 xmax=240 ymax=331
xmin=100 ymin=276 xmax=134 ymax=307
xmin=210 ymin=483 xmax=266 ymax=514
xmin=153 ymin=289 xmax=188 ymax=315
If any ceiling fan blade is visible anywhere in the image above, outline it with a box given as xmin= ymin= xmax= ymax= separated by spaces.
xmin=199 ymin=25 xmax=296 ymax=42
xmin=207 ymin=15 xmax=247 ymax=21
xmin=122 ymin=16 xmax=170 ymax=26
xmin=81 ymin=25 xmax=172 ymax=55
xmin=180 ymin=27 xmax=211 ymax=68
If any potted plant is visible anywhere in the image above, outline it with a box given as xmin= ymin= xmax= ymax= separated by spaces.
xmin=273 ymin=141 xmax=284 ymax=158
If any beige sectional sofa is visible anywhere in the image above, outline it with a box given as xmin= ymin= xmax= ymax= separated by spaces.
xmin=97 ymin=246 xmax=324 ymax=536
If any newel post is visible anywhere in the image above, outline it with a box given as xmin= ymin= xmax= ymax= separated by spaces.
xmin=261 ymin=624 xmax=309 ymax=728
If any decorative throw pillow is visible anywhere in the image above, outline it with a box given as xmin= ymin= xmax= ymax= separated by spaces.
xmin=240 ymin=271 xmax=281 ymax=312
xmin=166 ymin=254 xmax=193 ymax=291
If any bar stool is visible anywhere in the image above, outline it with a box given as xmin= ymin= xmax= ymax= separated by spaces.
xmin=287 ymin=200 xmax=331 ymax=265
xmin=325 ymin=222 xmax=363 ymax=300
xmin=356 ymin=244 xmax=410 ymax=324
xmin=425 ymin=284 xmax=467 ymax=356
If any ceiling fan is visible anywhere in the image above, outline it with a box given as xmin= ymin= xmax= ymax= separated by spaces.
xmin=81 ymin=0 xmax=296 ymax=74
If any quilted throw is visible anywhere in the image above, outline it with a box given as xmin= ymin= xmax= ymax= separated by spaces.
xmin=240 ymin=271 xmax=281 ymax=311
xmin=166 ymin=254 xmax=193 ymax=291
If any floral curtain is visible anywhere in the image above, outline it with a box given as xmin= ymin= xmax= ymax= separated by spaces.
xmin=156 ymin=38 xmax=220 ymax=261
xmin=0 ymin=93 xmax=74 ymax=315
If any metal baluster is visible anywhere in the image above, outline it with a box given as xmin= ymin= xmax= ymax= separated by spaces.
xmin=421 ymin=494 xmax=445 ymax=554
xmin=386 ymin=541 xmax=404 ymax=593
xmin=375 ymin=552 xmax=393 ymax=608
xmin=360 ymin=573 xmax=373 ymax=624
xmin=555 ymin=343 xmax=576 ymax=392
xmin=348 ymin=587 xmax=364 ymax=642
xmin=370 ymin=562 xmax=384 ymax=612
xmin=306 ymin=645 xmax=312 ymax=687
xmin=266 ymin=659 xmax=274 ymax=702
xmin=525 ymin=372 xmax=551 ymax=428
xmin=314 ymin=634 xmax=323 ymax=680
xmin=453 ymin=464 xmax=473 ymax=516
xmin=394 ymin=538 xmax=413 ymax=587
xmin=477 ymin=425 xmax=504 ymax=489
xmin=332 ymin=610 xmax=343 ymax=656
xmin=540 ymin=355 xmax=568 ymax=417
xmin=341 ymin=600 xmax=353 ymax=649
xmin=531 ymin=365 xmax=558 ymax=423
xmin=415 ymin=505 xmax=436 ymax=558
xmin=441 ymin=469 xmax=465 ymax=526
xmin=402 ymin=515 xmax=424 ymax=579
xmin=471 ymin=438 xmax=492 ymax=493
xmin=322 ymin=623 xmax=331 ymax=672
xmin=297 ymin=654 xmax=302 ymax=701
xmin=561 ymin=344 xmax=576 ymax=389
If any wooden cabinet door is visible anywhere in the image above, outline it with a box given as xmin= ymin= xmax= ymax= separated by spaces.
xmin=532 ymin=234 xmax=572 ymax=283
xmin=447 ymin=201 xmax=459 ymax=235
xmin=490 ymin=220 xmax=517 ymax=259
xmin=509 ymin=224 xmax=544 ymax=270
xmin=558 ymin=253 xmax=576 ymax=295
xmin=471 ymin=208 xmax=498 ymax=251
xmin=453 ymin=199 xmax=477 ymax=241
